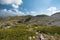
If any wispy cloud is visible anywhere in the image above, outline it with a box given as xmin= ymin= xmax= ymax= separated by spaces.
xmin=0 ymin=0 xmax=60 ymax=16
xmin=0 ymin=9 xmax=25 ymax=16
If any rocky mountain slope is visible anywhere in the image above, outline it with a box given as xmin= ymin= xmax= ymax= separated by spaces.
xmin=0 ymin=12 xmax=60 ymax=28
xmin=0 ymin=12 xmax=60 ymax=40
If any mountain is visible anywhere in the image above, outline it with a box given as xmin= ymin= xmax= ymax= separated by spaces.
xmin=52 ymin=12 xmax=60 ymax=16
xmin=50 ymin=12 xmax=60 ymax=26
xmin=0 ymin=12 xmax=60 ymax=29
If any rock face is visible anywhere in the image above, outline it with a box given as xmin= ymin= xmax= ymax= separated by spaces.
xmin=51 ymin=12 xmax=60 ymax=26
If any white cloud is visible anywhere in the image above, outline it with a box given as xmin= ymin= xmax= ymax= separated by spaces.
xmin=28 ymin=11 xmax=42 ymax=16
xmin=0 ymin=0 xmax=12 ymax=4
xmin=0 ymin=0 xmax=23 ymax=16
xmin=30 ymin=11 xmax=35 ymax=14
xmin=0 ymin=9 xmax=25 ymax=16
xmin=0 ymin=0 xmax=23 ymax=8
xmin=47 ymin=7 xmax=60 ymax=13
xmin=47 ymin=7 xmax=57 ymax=13
xmin=36 ymin=7 xmax=60 ymax=16
xmin=30 ymin=11 xmax=38 ymax=16
xmin=12 ymin=4 xmax=19 ymax=9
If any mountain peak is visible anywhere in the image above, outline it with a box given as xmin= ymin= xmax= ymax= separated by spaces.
xmin=52 ymin=12 xmax=60 ymax=16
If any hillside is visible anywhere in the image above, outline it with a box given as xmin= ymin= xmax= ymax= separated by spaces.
xmin=0 ymin=12 xmax=60 ymax=40
xmin=0 ymin=12 xmax=60 ymax=28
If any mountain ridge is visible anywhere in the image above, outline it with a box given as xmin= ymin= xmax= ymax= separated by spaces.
xmin=0 ymin=12 xmax=60 ymax=28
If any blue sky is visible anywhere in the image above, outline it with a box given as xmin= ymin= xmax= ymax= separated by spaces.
xmin=0 ymin=0 xmax=60 ymax=16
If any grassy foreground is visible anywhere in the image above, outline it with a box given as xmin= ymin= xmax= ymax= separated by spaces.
xmin=0 ymin=24 xmax=60 ymax=40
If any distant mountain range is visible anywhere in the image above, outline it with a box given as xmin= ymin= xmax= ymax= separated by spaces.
xmin=0 ymin=12 xmax=60 ymax=28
